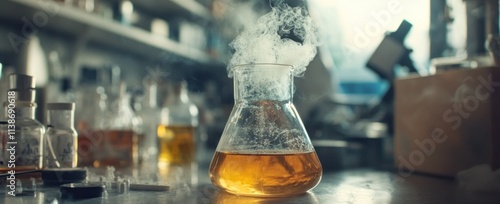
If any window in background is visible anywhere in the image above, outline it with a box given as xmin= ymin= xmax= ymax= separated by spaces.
xmin=309 ymin=0 xmax=430 ymax=103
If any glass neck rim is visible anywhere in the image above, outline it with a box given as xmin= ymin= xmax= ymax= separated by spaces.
xmin=47 ymin=109 xmax=74 ymax=128
xmin=231 ymin=63 xmax=294 ymax=73
xmin=232 ymin=63 xmax=294 ymax=102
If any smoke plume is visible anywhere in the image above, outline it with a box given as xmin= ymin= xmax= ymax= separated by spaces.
xmin=228 ymin=0 xmax=320 ymax=77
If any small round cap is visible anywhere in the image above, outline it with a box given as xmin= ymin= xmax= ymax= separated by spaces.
xmin=42 ymin=168 xmax=87 ymax=186
xmin=46 ymin=103 xmax=75 ymax=110
xmin=60 ymin=183 xmax=104 ymax=200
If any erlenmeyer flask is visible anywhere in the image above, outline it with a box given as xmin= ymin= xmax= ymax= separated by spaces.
xmin=209 ymin=63 xmax=322 ymax=197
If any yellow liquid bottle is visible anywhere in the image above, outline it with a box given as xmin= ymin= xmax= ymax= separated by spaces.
xmin=157 ymin=125 xmax=196 ymax=167
xmin=157 ymin=80 xmax=198 ymax=169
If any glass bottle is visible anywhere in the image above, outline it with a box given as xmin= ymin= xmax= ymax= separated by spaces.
xmin=2 ymin=101 xmax=45 ymax=171
xmin=209 ymin=64 xmax=322 ymax=197
xmin=45 ymin=103 xmax=77 ymax=168
xmin=75 ymin=67 xmax=104 ymax=130
xmin=157 ymin=80 xmax=198 ymax=168
xmin=93 ymin=83 xmax=139 ymax=169
xmin=75 ymin=67 xmax=107 ymax=167
xmin=136 ymin=80 xmax=160 ymax=166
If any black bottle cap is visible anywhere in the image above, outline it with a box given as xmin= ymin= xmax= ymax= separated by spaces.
xmin=42 ymin=168 xmax=87 ymax=186
xmin=60 ymin=183 xmax=104 ymax=200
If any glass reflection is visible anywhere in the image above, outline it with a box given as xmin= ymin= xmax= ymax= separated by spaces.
xmin=212 ymin=190 xmax=319 ymax=204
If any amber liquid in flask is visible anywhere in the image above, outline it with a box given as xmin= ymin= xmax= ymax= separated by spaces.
xmin=209 ymin=64 xmax=322 ymax=197
xmin=157 ymin=125 xmax=196 ymax=167
xmin=209 ymin=151 xmax=322 ymax=196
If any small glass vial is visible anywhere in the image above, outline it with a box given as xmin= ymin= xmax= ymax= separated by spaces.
xmin=45 ymin=103 xmax=78 ymax=168
xmin=2 ymin=101 xmax=45 ymax=170
xmin=157 ymin=80 xmax=198 ymax=168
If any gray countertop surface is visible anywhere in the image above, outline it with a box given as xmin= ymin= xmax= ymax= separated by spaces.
xmin=2 ymin=166 xmax=499 ymax=204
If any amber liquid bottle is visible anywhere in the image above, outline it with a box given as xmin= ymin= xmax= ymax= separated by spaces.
xmin=209 ymin=64 xmax=322 ymax=197
xmin=74 ymin=67 xmax=107 ymax=167
xmin=157 ymin=81 xmax=198 ymax=168
xmin=93 ymin=83 xmax=139 ymax=169
xmin=157 ymin=125 xmax=196 ymax=166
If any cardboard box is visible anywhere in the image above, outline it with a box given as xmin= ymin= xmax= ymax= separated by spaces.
xmin=394 ymin=66 xmax=500 ymax=177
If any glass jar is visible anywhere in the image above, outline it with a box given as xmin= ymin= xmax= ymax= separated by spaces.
xmin=93 ymin=83 xmax=139 ymax=169
xmin=2 ymin=101 xmax=45 ymax=171
xmin=157 ymin=81 xmax=198 ymax=168
xmin=209 ymin=64 xmax=322 ymax=197
xmin=45 ymin=102 xmax=78 ymax=168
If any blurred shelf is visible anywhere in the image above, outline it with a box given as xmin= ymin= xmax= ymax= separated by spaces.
xmin=0 ymin=0 xmax=214 ymax=64
xmin=131 ymin=0 xmax=212 ymax=21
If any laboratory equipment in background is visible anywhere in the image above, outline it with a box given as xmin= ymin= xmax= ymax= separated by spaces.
xmin=75 ymin=67 xmax=106 ymax=130
xmin=100 ymin=64 xmax=122 ymax=102
xmin=394 ymin=66 xmax=500 ymax=177
xmin=0 ymin=74 xmax=45 ymax=173
xmin=57 ymin=77 xmax=76 ymax=103
xmin=304 ymin=20 xmax=418 ymax=170
xmin=365 ymin=19 xmax=418 ymax=135
xmin=157 ymin=80 xmax=199 ymax=168
xmin=209 ymin=64 xmax=322 ymax=197
xmin=393 ymin=0 xmax=500 ymax=178
xmin=74 ymin=0 xmax=96 ymax=13
xmin=75 ymin=67 xmax=107 ymax=167
xmin=46 ymin=50 xmax=75 ymax=103
xmin=45 ymin=103 xmax=78 ymax=168
xmin=93 ymin=82 xmax=140 ymax=169
xmin=134 ymin=78 xmax=160 ymax=167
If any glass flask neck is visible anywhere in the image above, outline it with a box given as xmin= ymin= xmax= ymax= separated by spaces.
xmin=144 ymin=83 xmax=158 ymax=108
xmin=167 ymin=82 xmax=189 ymax=104
xmin=233 ymin=64 xmax=293 ymax=102
xmin=47 ymin=109 xmax=74 ymax=129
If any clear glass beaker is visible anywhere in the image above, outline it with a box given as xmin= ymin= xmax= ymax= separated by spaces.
xmin=209 ymin=63 xmax=322 ymax=197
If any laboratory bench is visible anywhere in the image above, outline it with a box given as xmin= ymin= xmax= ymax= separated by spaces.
xmin=2 ymin=165 xmax=499 ymax=204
